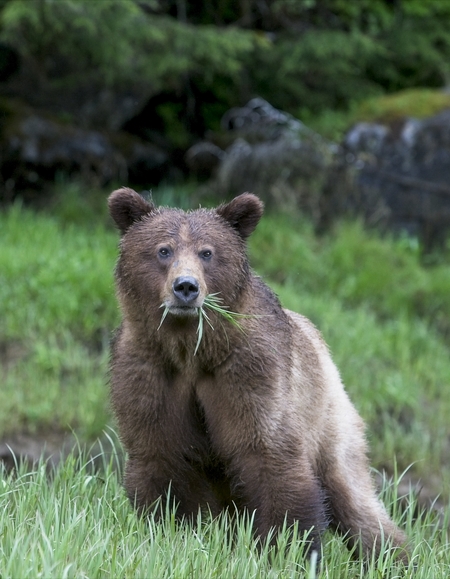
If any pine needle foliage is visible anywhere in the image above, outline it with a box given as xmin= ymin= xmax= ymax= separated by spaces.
xmin=0 ymin=0 xmax=259 ymax=89
xmin=2 ymin=0 xmax=450 ymax=139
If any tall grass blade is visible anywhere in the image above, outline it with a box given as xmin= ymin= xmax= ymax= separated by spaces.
xmin=157 ymin=305 xmax=170 ymax=330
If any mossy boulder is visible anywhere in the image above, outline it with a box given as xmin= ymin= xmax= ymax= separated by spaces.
xmin=193 ymin=99 xmax=337 ymax=220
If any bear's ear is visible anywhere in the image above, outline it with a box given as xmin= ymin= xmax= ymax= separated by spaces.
xmin=216 ymin=193 xmax=264 ymax=239
xmin=108 ymin=187 xmax=155 ymax=234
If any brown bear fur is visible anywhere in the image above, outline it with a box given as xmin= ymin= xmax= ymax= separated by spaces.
xmin=108 ymin=187 xmax=408 ymax=561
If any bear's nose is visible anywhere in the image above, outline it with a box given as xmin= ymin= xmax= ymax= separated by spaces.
xmin=172 ymin=276 xmax=200 ymax=304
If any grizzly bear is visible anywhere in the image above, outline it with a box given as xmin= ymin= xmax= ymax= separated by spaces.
xmin=108 ymin=187 xmax=408 ymax=561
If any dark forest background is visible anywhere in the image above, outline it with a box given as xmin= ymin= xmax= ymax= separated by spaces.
xmin=1 ymin=0 xmax=450 ymax=192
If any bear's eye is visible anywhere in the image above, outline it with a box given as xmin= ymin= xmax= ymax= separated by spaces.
xmin=200 ymin=249 xmax=212 ymax=260
xmin=158 ymin=247 xmax=172 ymax=259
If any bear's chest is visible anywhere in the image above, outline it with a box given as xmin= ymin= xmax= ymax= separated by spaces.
xmin=180 ymin=383 xmax=227 ymax=466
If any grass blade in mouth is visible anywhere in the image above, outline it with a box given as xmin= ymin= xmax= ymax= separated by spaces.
xmin=194 ymin=308 xmax=203 ymax=356
xmin=158 ymin=293 xmax=252 ymax=355
xmin=157 ymin=305 xmax=170 ymax=331
xmin=202 ymin=293 xmax=249 ymax=330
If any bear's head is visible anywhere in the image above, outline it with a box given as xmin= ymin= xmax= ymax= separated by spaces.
xmin=108 ymin=188 xmax=264 ymax=338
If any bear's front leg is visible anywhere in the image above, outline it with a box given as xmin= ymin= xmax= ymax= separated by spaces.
xmin=196 ymin=370 xmax=328 ymax=554
xmin=111 ymin=349 xmax=226 ymax=521
xmin=124 ymin=455 xmax=223 ymax=520
xmin=229 ymin=451 xmax=328 ymax=554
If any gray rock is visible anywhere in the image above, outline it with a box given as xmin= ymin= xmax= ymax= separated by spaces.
xmin=204 ymin=98 xmax=450 ymax=248
xmin=184 ymin=141 xmax=225 ymax=179
xmin=209 ymin=99 xmax=337 ymax=218
xmin=343 ymin=111 xmax=450 ymax=248
xmin=0 ymin=99 xmax=169 ymax=202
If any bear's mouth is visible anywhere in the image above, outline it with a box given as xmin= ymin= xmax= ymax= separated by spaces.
xmin=166 ymin=305 xmax=199 ymax=317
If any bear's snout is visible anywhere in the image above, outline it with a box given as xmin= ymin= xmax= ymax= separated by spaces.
xmin=172 ymin=276 xmax=200 ymax=305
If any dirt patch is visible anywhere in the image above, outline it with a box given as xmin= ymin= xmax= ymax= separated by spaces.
xmin=374 ymin=471 xmax=448 ymax=527
xmin=0 ymin=429 xmax=123 ymax=473
xmin=0 ymin=430 xmax=75 ymax=470
xmin=0 ymin=339 xmax=28 ymax=375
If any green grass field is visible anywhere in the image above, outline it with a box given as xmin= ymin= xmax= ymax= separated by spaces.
xmin=1 ymin=185 xmax=449 ymax=576
xmin=1 ymin=448 xmax=448 ymax=578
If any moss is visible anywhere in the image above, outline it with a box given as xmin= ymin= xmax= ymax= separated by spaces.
xmin=355 ymin=88 xmax=450 ymax=124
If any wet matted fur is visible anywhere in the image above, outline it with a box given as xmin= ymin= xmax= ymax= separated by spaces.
xmin=108 ymin=188 xmax=409 ymax=562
